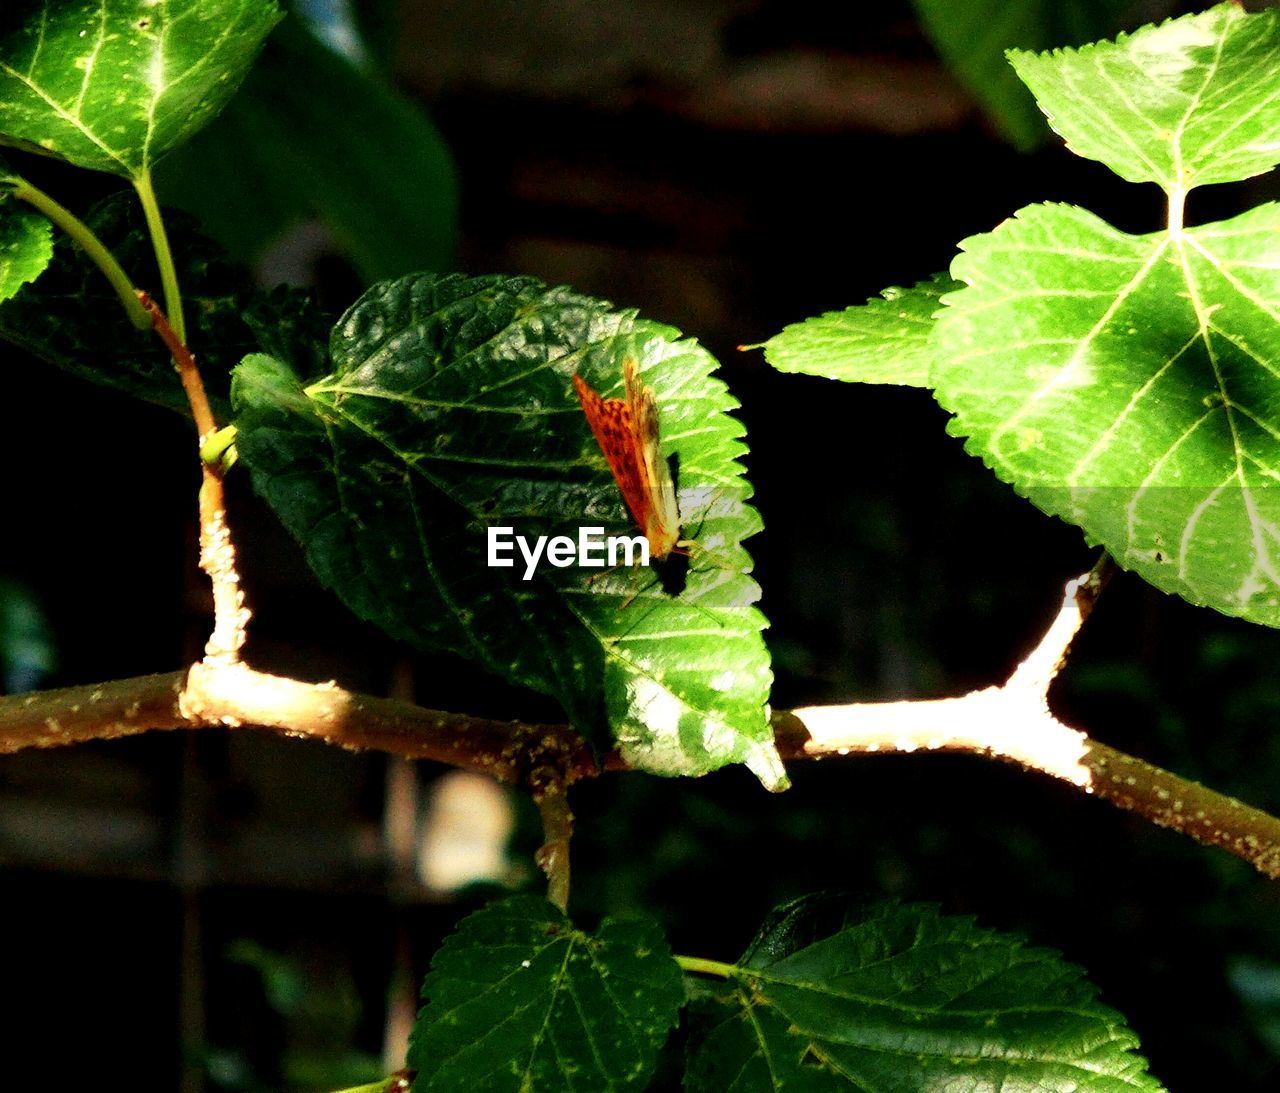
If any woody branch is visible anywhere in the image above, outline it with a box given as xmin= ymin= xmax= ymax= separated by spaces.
xmin=1 ymin=563 xmax=1278 ymax=878
xmin=138 ymin=291 xmax=249 ymax=667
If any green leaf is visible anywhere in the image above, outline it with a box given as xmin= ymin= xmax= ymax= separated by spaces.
xmin=0 ymin=153 xmax=55 ymax=300
xmin=0 ymin=193 xmax=52 ymax=303
xmin=1009 ymin=4 xmax=1280 ymax=191
xmin=0 ymin=191 xmax=325 ymax=415
xmin=936 ymin=197 xmax=1280 ymax=627
xmin=155 ymin=17 xmax=457 ymax=282
xmin=408 ymin=895 xmax=683 ymax=1092
xmin=760 ymin=274 xmax=954 ymax=387
xmin=232 ymin=272 xmax=784 ymax=785
xmin=912 ymin=0 xmax=1126 ymax=150
xmin=241 ymin=279 xmax=331 ymax=381
xmin=685 ymin=898 xmax=1162 ymax=1092
xmin=685 ymin=995 xmax=842 ymax=1091
xmin=923 ymin=8 xmax=1280 ymax=627
xmin=0 ymin=0 xmax=282 ymax=179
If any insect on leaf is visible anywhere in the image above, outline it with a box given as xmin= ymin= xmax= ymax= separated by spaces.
xmin=233 ymin=273 xmax=786 ymax=787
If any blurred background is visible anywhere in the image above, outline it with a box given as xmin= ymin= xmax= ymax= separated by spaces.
xmin=3 ymin=0 xmax=1280 ymax=1088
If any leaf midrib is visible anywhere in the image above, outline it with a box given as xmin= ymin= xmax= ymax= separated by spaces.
xmin=987 ymin=232 xmax=1169 ymax=461
xmin=717 ymin=964 xmax=1147 ymax=1086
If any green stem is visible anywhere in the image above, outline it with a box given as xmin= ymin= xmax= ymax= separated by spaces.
xmin=675 ymin=955 xmax=738 ymax=979
xmin=8 ymin=176 xmax=150 ymax=330
xmin=534 ymin=784 xmax=573 ymax=913
xmin=199 ymin=424 xmax=238 ymax=468
xmin=1167 ymin=180 xmax=1186 ymax=237
xmin=134 ymin=169 xmax=185 ymax=344
xmin=329 ymin=1069 xmax=412 ymax=1093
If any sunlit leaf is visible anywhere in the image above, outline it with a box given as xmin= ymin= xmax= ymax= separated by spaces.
xmin=0 ymin=191 xmax=51 ymax=305
xmin=232 ymin=272 xmax=784 ymax=785
xmin=935 ymin=185 xmax=1280 ymax=626
xmin=912 ymin=0 xmax=1126 ymax=149
xmin=1009 ymin=4 xmax=1280 ymax=190
xmin=0 ymin=0 xmax=282 ymax=178
xmin=760 ymin=273 xmax=953 ymax=387
xmin=771 ymin=8 xmax=1280 ymax=627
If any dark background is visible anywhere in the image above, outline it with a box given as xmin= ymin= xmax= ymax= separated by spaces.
xmin=4 ymin=1 xmax=1280 ymax=1089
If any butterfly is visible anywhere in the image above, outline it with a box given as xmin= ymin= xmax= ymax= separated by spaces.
xmin=573 ymin=359 xmax=690 ymax=592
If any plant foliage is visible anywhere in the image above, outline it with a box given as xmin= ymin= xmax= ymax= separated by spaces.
xmin=769 ymin=4 xmax=1280 ymax=629
xmin=0 ymin=192 xmax=323 ymax=414
xmin=0 ymin=1 xmax=1250 ymax=1087
xmin=0 ymin=0 xmax=281 ymax=179
xmin=232 ymin=272 xmax=784 ymax=786
xmin=408 ymin=895 xmax=683 ymax=1091
xmin=911 ymin=0 xmax=1128 ymax=149
xmin=156 ymin=16 xmax=458 ymax=281
xmin=0 ymin=187 xmax=50 ymax=303
xmin=685 ymin=897 xmax=1162 ymax=1091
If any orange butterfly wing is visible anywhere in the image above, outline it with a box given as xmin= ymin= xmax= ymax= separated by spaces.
xmin=573 ymin=363 xmax=680 ymax=560
xmin=623 ymin=359 xmax=681 ymax=558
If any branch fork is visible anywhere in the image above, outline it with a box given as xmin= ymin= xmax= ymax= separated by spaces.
xmin=782 ymin=559 xmax=1110 ymax=787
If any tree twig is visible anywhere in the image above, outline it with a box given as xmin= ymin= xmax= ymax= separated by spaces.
xmin=780 ymin=555 xmax=1115 ymax=788
xmin=137 ymin=290 xmax=215 ymax=440
xmin=774 ymin=554 xmax=1280 ymax=878
xmin=2 ymin=562 xmax=1279 ymax=878
xmin=0 ymin=662 xmax=592 ymax=785
xmin=533 ymin=781 xmax=574 ymax=912
xmin=138 ymin=292 xmax=249 ymax=665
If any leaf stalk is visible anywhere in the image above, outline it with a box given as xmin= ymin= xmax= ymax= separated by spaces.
xmin=134 ymin=169 xmax=186 ymax=344
xmin=675 ymin=956 xmax=738 ymax=979
xmin=534 ymin=781 xmax=574 ymax=912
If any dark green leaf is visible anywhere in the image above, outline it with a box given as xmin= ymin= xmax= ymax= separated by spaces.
xmin=685 ymin=995 xmax=842 ymax=1091
xmin=685 ymin=898 xmax=1162 ymax=1091
xmin=912 ymin=0 xmax=1126 ymax=149
xmin=409 ymin=895 xmax=683 ymax=1091
xmin=233 ymin=273 xmax=784 ymax=784
xmin=344 ymin=0 xmax=399 ymax=73
xmin=156 ymin=17 xmax=457 ymax=282
xmin=0 ymin=190 xmax=325 ymax=415
xmin=760 ymin=274 xmax=954 ymax=387
xmin=0 ymin=193 xmax=52 ymax=303
xmin=241 ymin=280 xmax=331 ymax=380
xmin=1010 ymin=4 xmax=1280 ymax=190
